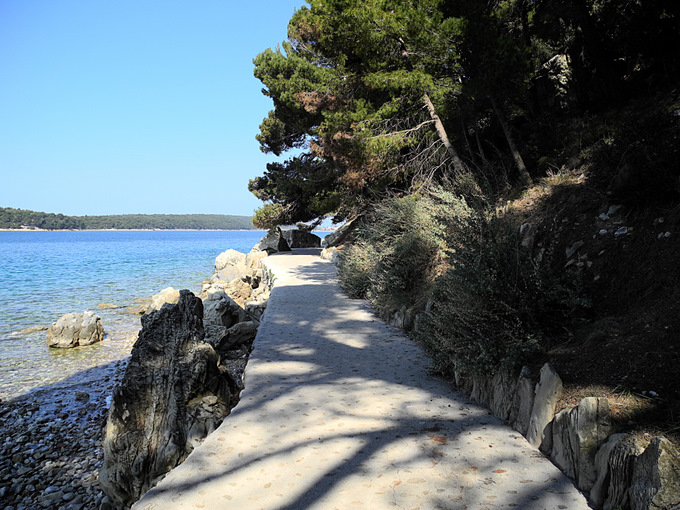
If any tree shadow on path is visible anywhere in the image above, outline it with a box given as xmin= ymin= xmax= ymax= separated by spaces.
xmin=134 ymin=252 xmax=589 ymax=510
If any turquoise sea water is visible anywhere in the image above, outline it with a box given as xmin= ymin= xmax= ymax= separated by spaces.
xmin=0 ymin=230 xmax=272 ymax=399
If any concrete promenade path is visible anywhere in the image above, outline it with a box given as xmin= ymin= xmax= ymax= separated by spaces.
xmin=134 ymin=249 xmax=590 ymax=510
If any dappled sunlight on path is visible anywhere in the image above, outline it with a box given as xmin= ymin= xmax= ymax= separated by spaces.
xmin=134 ymin=249 xmax=588 ymax=509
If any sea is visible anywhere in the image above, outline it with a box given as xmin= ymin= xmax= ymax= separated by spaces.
xmin=0 ymin=230 xmax=317 ymax=401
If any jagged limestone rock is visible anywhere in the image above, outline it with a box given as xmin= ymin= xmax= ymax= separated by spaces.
xmin=321 ymin=216 xmax=360 ymax=247
xmin=628 ymin=436 xmax=680 ymax=510
xmin=603 ymin=435 xmax=644 ymax=510
xmin=490 ymin=371 xmax=518 ymax=422
xmin=131 ymin=287 xmax=181 ymax=315
xmin=390 ymin=305 xmax=414 ymax=330
xmin=526 ymin=363 xmax=562 ymax=452
xmin=245 ymin=249 xmax=268 ymax=282
xmin=213 ymin=321 xmax=259 ymax=354
xmin=471 ymin=375 xmax=493 ymax=407
xmin=590 ymin=433 xmax=629 ymax=508
xmin=509 ymin=366 xmax=536 ymax=436
xmin=215 ymin=249 xmax=248 ymax=282
xmin=551 ymin=397 xmax=611 ymax=491
xmin=224 ymin=278 xmax=255 ymax=308
xmin=46 ymin=311 xmax=104 ymax=348
xmin=245 ymin=299 xmax=268 ymax=321
xmin=202 ymin=290 xmax=246 ymax=330
xmin=99 ymin=291 xmax=233 ymax=507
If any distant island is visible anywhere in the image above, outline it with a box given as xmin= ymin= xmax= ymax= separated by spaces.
xmin=0 ymin=207 xmax=256 ymax=230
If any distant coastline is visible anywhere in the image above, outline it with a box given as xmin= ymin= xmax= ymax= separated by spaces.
xmin=0 ymin=207 xmax=256 ymax=231
xmin=0 ymin=228 xmax=260 ymax=232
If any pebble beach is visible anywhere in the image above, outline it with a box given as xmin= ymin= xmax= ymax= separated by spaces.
xmin=0 ymin=332 xmax=135 ymax=510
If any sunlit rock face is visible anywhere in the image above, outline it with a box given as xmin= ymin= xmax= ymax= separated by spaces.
xmin=99 ymin=291 xmax=233 ymax=507
xmin=46 ymin=311 xmax=104 ymax=348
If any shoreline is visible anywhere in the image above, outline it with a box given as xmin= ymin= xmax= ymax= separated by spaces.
xmin=0 ymin=228 xmax=336 ymax=232
xmin=0 ymin=230 xmax=325 ymax=509
xmin=0 ymin=303 xmax=142 ymax=509
xmin=1 ymin=366 xmax=129 ymax=508
xmin=0 ymin=228 xmax=262 ymax=232
xmin=0 ymin=346 xmax=131 ymax=509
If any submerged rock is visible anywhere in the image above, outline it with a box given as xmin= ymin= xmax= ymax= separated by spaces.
xmin=99 ymin=291 xmax=233 ymax=507
xmin=46 ymin=311 xmax=104 ymax=348
xmin=19 ymin=325 xmax=49 ymax=335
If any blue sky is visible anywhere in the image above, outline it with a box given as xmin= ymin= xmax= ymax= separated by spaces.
xmin=0 ymin=0 xmax=305 ymax=216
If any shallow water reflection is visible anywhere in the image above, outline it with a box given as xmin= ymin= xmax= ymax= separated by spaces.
xmin=0 ymin=307 xmax=140 ymax=400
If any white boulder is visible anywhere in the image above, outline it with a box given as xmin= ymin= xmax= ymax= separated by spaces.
xmin=46 ymin=311 xmax=104 ymax=348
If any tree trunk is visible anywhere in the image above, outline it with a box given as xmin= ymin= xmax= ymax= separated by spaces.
xmin=475 ymin=128 xmax=489 ymax=167
xmin=491 ymin=97 xmax=533 ymax=187
xmin=423 ymin=94 xmax=467 ymax=176
xmin=460 ymin=117 xmax=476 ymax=165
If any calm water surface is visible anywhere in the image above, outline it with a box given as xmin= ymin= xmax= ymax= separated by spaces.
xmin=0 ymin=230 xmax=268 ymax=399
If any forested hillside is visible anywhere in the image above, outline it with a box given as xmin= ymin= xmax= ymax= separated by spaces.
xmin=0 ymin=207 xmax=255 ymax=230
xmin=250 ymin=1 xmax=680 ymax=442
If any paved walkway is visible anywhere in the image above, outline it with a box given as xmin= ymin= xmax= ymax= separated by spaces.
xmin=134 ymin=249 xmax=589 ymax=510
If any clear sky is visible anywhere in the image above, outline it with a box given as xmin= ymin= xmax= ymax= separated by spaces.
xmin=0 ymin=0 xmax=305 ymax=216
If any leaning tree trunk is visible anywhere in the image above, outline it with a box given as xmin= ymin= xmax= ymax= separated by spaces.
xmin=491 ymin=97 xmax=533 ymax=188
xmin=475 ymin=128 xmax=490 ymax=168
xmin=423 ymin=93 xmax=467 ymax=177
xmin=460 ymin=117 xmax=476 ymax=165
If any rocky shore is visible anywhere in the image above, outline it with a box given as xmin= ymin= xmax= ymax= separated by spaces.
xmin=0 ymin=362 xmax=126 ymax=510
xmin=0 ymin=227 xmax=321 ymax=510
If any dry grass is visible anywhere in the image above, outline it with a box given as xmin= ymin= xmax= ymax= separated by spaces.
xmin=496 ymin=166 xmax=680 ymax=446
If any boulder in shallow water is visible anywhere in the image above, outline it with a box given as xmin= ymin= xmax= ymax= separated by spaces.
xmin=46 ymin=311 xmax=104 ymax=348
xmin=99 ymin=290 xmax=234 ymax=507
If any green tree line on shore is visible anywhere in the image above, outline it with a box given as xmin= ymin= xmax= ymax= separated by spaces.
xmin=0 ymin=207 xmax=255 ymax=230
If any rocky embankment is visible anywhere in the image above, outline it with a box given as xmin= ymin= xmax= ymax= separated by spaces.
xmin=452 ymin=364 xmax=680 ymax=510
xmin=0 ymin=227 xmax=320 ymax=510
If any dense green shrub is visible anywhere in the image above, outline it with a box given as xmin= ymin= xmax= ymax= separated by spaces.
xmin=337 ymin=241 xmax=379 ymax=299
xmin=338 ymin=186 xmax=581 ymax=376
xmin=338 ymin=189 xmax=468 ymax=313
xmin=414 ymin=214 xmax=541 ymax=376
